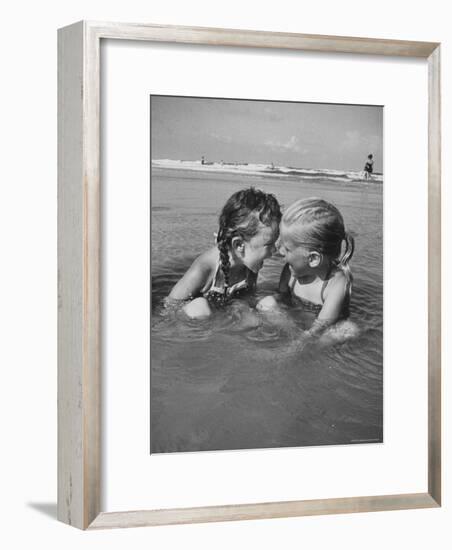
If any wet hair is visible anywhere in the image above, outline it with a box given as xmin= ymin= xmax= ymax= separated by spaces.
xmin=211 ymin=187 xmax=281 ymax=306
xmin=368 ymin=154 xmax=373 ymax=159
xmin=282 ymin=197 xmax=354 ymax=290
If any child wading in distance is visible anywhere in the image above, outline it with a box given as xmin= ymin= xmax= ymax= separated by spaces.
xmin=258 ymin=197 xmax=357 ymax=341
xmin=168 ymin=187 xmax=281 ymax=319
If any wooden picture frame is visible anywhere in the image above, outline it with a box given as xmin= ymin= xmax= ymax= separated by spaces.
xmin=58 ymin=21 xmax=441 ymax=530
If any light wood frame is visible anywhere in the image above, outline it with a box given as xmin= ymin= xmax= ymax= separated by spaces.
xmin=58 ymin=21 xmax=441 ymax=530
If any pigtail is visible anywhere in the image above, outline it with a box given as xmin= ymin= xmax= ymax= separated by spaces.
xmin=338 ymin=231 xmax=355 ymax=296
xmin=217 ymin=236 xmax=231 ymax=293
xmin=340 ymin=231 xmax=355 ymax=266
xmin=210 ymin=224 xmax=230 ymax=308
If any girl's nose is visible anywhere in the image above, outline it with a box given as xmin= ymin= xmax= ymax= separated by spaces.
xmin=273 ymin=247 xmax=285 ymax=259
xmin=275 ymin=243 xmax=285 ymax=259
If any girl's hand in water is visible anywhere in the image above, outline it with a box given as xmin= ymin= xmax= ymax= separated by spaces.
xmin=284 ymin=319 xmax=332 ymax=356
xmin=294 ymin=319 xmax=360 ymax=350
xmin=316 ymin=319 xmax=360 ymax=346
xmin=286 ymin=318 xmax=358 ymax=356
xmin=286 ymin=331 xmax=314 ymax=356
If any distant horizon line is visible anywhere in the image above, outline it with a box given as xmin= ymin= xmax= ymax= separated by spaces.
xmin=151 ymin=158 xmax=383 ymax=176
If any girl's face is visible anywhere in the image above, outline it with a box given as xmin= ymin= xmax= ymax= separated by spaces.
xmin=239 ymin=222 xmax=279 ymax=273
xmin=279 ymin=226 xmax=312 ymax=277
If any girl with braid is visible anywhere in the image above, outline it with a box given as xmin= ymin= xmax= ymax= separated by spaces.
xmin=168 ymin=187 xmax=281 ymax=319
xmin=257 ymin=197 xmax=357 ymax=340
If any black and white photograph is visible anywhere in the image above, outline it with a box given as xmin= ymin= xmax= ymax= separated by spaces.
xmin=150 ymin=95 xmax=383 ymax=454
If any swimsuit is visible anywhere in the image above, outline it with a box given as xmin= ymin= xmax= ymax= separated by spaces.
xmin=288 ymin=275 xmax=327 ymax=314
xmin=364 ymin=162 xmax=373 ymax=174
xmin=288 ymin=268 xmax=350 ymax=319
xmin=202 ymin=262 xmax=253 ymax=307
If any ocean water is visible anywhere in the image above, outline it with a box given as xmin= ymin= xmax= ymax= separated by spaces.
xmin=151 ymin=168 xmax=383 ymax=453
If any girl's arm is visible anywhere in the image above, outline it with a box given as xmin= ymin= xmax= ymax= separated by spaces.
xmin=288 ymin=272 xmax=349 ymax=354
xmin=308 ymin=271 xmax=348 ymax=336
xmin=168 ymin=253 xmax=214 ymax=301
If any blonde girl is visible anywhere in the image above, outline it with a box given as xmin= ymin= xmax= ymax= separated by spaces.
xmin=258 ymin=197 xmax=355 ymax=338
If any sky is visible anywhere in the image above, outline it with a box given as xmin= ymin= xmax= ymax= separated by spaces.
xmin=151 ymin=95 xmax=383 ymax=173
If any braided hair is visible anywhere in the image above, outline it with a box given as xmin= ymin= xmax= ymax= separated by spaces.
xmin=210 ymin=187 xmax=281 ymax=307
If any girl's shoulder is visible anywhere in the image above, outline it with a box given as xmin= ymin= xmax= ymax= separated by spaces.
xmin=194 ymin=247 xmax=219 ymax=270
xmin=168 ymin=247 xmax=219 ymax=301
xmin=323 ymin=267 xmax=348 ymax=299
xmin=184 ymin=247 xmax=218 ymax=285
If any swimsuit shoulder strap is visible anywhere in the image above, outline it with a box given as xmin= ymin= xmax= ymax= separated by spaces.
xmin=206 ymin=260 xmax=223 ymax=293
xmin=227 ymin=266 xmax=252 ymax=294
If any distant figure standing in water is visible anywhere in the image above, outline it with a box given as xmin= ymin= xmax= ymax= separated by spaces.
xmin=363 ymin=153 xmax=374 ymax=180
xmin=167 ymin=187 xmax=281 ymax=319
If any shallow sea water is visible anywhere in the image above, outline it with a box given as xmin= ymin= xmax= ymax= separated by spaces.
xmin=151 ymin=168 xmax=383 ymax=453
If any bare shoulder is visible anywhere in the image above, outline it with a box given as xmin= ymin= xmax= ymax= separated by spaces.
xmin=168 ymin=247 xmax=218 ymax=300
xmin=192 ymin=247 xmax=218 ymax=274
xmin=324 ymin=268 xmax=347 ymax=297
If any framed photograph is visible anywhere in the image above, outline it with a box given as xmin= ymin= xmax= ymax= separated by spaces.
xmin=150 ymin=95 xmax=384 ymax=454
xmin=58 ymin=21 xmax=441 ymax=529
